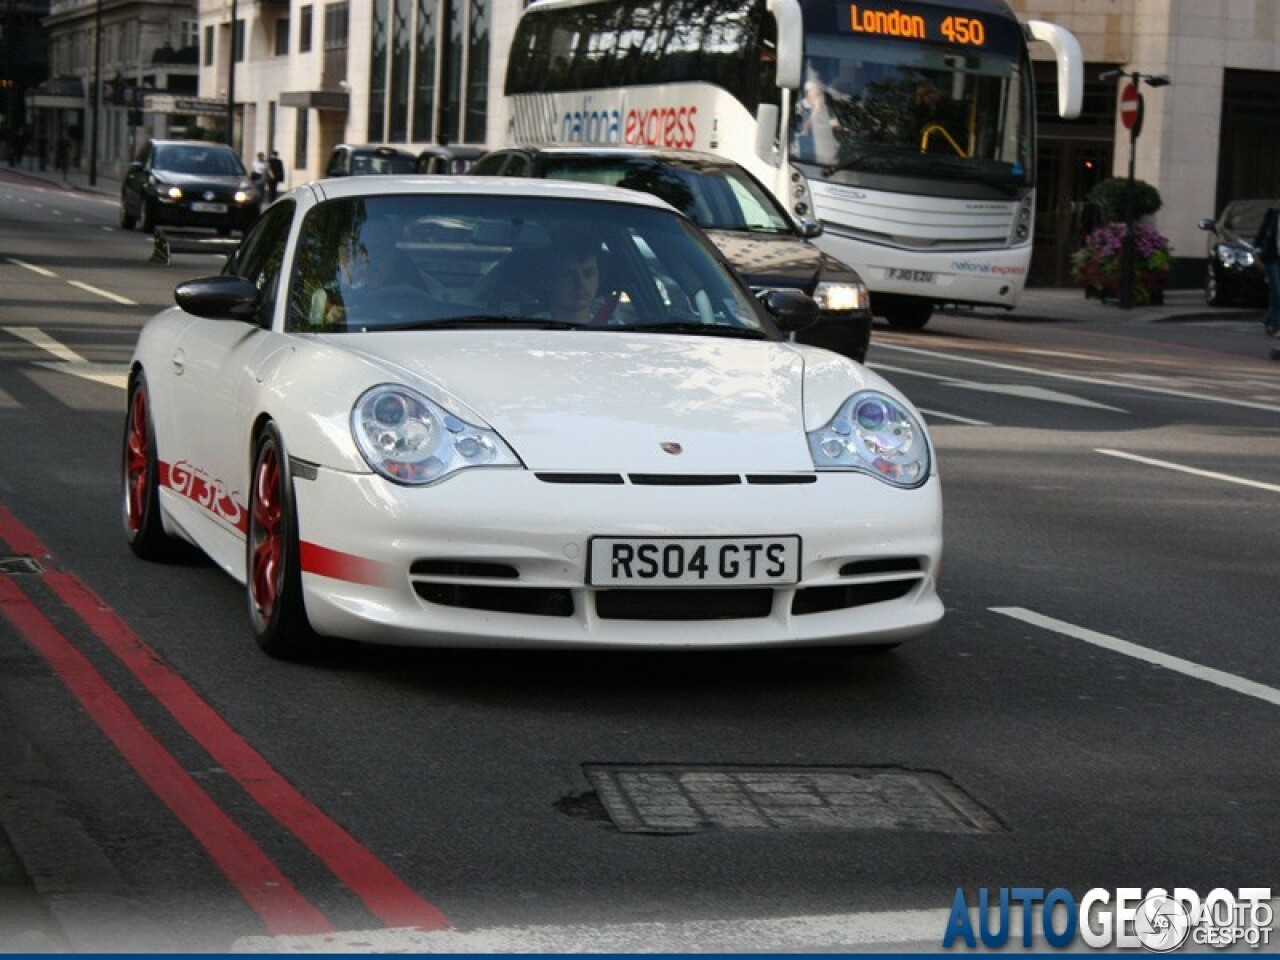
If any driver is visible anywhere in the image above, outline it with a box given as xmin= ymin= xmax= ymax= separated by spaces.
xmin=312 ymin=220 xmax=418 ymax=328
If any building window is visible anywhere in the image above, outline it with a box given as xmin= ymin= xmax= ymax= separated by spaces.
xmin=325 ymin=2 xmax=349 ymax=51
xmin=411 ymin=0 xmax=437 ymax=141
xmin=295 ymin=110 xmax=309 ymax=171
xmin=300 ymin=6 xmax=314 ymax=53
xmin=181 ymin=19 xmax=200 ymax=50
xmin=233 ymin=18 xmax=245 ymax=63
xmin=275 ymin=17 xmax=290 ymax=56
xmin=465 ymin=0 xmax=489 ymax=142
xmin=368 ymin=0 xmax=388 ymax=140
xmin=203 ymin=25 xmax=214 ymax=66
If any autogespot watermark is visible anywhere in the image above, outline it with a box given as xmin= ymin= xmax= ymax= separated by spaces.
xmin=942 ymin=887 xmax=1274 ymax=951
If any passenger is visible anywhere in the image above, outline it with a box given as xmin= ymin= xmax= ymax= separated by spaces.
xmin=545 ymin=236 xmax=604 ymax=324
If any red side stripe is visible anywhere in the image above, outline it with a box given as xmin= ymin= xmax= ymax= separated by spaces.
xmin=300 ymin=541 xmax=398 ymax=589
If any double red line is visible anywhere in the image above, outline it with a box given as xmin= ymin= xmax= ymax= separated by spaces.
xmin=0 ymin=506 xmax=450 ymax=937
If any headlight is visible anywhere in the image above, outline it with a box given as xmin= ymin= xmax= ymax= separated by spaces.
xmin=158 ymin=183 xmax=182 ymax=200
xmin=234 ymin=189 xmax=255 ymax=204
xmin=351 ymin=385 xmax=521 ymax=486
xmin=813 ymin=280 xmax=869 ymax=313
xmin=808 ymin=391 xmax=931 ymax=488
xmin=1216 ymin=243 xmax=1255 ymax=268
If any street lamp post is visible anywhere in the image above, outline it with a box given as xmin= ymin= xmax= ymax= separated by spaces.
xmin=89 ymin=0 xmax=102 ymax=186
xmin=226 ymin=0 xmax=237 ymax=149
xmin=1100 ymin=68 xmax=1170 ymax=309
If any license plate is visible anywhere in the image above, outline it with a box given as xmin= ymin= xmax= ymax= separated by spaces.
xmin=887 ymin=268 xmax=935 ymax=283
xmin=191 ymin=201 xmax=227 ymax=213
xmin=588 ymin=536 xmax=800 ymax=587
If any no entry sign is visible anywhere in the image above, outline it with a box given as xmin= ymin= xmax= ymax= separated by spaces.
xmin=1120 ymin=82 xmax=1143 ymax=136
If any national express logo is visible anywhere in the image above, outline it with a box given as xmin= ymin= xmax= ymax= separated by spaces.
xmin=557 ymin=95 xmax=698 ymax=149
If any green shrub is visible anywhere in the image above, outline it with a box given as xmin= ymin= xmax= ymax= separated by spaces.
xmin=1086 ymin=178 xmax=1163 ymax=223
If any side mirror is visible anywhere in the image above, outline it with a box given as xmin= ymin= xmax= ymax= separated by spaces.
xmin=174 ymin=275 xmax=261 ymax=322
xmin=760 ymin=289 xmax=819 ymax=333
xmin=1197 ymin=218 xmax=1215 ymax=231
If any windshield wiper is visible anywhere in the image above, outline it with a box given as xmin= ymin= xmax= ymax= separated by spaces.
xmin=621 ymin=322 xmax=769 ymax=340
xmin=379 ymin=315 xmax=580 ymax=331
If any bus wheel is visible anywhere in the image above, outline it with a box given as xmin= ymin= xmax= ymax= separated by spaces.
xmin=882 ymin=298 xmax=933 ymax=330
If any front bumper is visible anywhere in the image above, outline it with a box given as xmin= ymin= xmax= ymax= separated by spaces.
xmin=291 ymin=466 xmax=943 ymax=649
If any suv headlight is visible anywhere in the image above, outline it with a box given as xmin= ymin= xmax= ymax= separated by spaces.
xmin=1216 ymin=243 xmax=1255 ymax=268
xmin=813 ymin=280 xmax=870 ymax=313
xmin=351 ymin=385 xmax=521 ymax=485
xmin=808 ymin=391 xmax=931 ymax=487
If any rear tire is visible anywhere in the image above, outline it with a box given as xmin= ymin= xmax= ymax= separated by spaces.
xmin=122 ymin=373 xmax=179 ymax=560
xmin=247 ymin=423 xmax=318 ymax=659
xmin=878 ymin=296 xmax=933 ymax=330
xmin=119 ymin=201 xmax=136 ymax=230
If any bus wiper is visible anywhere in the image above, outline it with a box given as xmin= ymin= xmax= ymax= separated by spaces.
xmin=380 ymin=315 xmax=580 ymax=331
xmin=622 ymin=322 xmax=769 ymax=339
xmin=823 ymin=153 xmax=875 ymax=177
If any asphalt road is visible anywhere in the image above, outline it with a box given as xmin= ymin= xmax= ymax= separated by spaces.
xmin=1 ymin=173 xmax=1278 ymax=953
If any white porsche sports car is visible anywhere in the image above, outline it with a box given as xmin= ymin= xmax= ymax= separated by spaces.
xmin=123 ymin=177 xmax=942 ymax=658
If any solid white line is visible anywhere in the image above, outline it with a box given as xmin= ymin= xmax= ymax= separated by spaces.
xmin=232 ymin=910 xmax=954 ymax=954
xmin=66 ymin=280 xmax=137 ymax=306
xmin=1096 ymin=448 xmax=1280 ymax=494
xmin=4 ymin=326 xmax=87 ymax=363
xmin=992 ymin=607 xmax=1280 ymax=708
xmin=875 ymin=342 xmax=1280 ymax=415
xmin=5 ymin=257 xmax=57 ymax=278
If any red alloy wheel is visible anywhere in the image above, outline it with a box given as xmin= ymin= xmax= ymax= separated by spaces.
xmin=250 ymin=440 xmax=283 ymax=620
xmin=125 ymin=386 xmax=150 ymax=534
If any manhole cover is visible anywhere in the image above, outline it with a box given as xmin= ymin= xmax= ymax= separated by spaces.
xmin=0 ymin=556 xmax=44 ymax=575
xmin=583 ymin=764 xmax=1003 ymax=834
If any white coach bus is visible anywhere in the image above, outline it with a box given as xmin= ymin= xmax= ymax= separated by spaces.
xmin=505 ymin=0 xmax=1083 ymax=329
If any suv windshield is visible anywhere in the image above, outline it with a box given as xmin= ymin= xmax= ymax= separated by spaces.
xmin=154 ymin=145 xmax=245 ymax=176
xmin=540 ymin=158 xmax=793 ymax=233
xmin=287 ymin=194 xmax=768 ymax=337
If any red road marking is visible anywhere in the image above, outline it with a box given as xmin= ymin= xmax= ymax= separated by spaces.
xmin=0 ymin=507 xmax=450 ymax=932
xmin=0 ymin=576 xmax=331 ymax=935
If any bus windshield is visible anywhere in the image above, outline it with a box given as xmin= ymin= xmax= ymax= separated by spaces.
xmin=793 ymin=34 xmax=1032 ymax=189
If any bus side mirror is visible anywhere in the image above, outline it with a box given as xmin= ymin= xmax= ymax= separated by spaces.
xmin=755 ymin=104 xmax=779 ymax=165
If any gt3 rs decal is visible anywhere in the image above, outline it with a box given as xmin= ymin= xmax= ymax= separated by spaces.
xmin=299 ymin=543 xmax=398 ymax=589
xmin=160 ymin=460 xmax=247 ymax=533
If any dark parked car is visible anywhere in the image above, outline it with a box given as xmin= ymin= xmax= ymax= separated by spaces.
xmin=120 ymin=140 xmax=261 ymax=235
xmin=472 ymin=146 xmax=873 ymax=362
xmin=1198 ymin=198 xmax=1277 ymax=306
xmin=415 ymin=144 xmax=486 ymax=175
xmin=324 ymin=144 xmax=417 ymax=177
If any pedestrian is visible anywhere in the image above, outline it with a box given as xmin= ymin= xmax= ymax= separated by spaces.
xmin=267 ymin=150 xmax=285 ymax=202
xmin=251 ymin=151 xmax=267 ymax=184
xmin=1254 ymin=204 xmax=1280 ymax=339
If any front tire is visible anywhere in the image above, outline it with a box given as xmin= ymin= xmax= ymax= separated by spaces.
xmin=247 ymin=423 xmax=317 ymax=659
xmin=1205 ymin=262 xmax=1229 ymax=306
xmin=138 ymin=199 xmax=156 ymax=234
xmin=119 ymin=200 xmax=136 ymax=230
xmin=123 ymin=373 xmax=179 ymax=560
xmin=879 ymin=296 xmax=933 ymax=330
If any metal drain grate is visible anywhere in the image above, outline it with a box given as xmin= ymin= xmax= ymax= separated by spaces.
xmin=584 ymin=764 xmax=1003 ymax=835
xmin=0 ymin=556 xmax=44 ymax=575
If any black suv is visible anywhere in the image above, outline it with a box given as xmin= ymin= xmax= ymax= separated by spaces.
xmin=324 ymin=144 xmax=417 ymax=177
xmin=1198 ymin=198 xmax=1277 ymax=306
xmin=120 ymin=140 xmax=261 ymax=235
xmin=472 ymin=146 xmax=872 ymax=362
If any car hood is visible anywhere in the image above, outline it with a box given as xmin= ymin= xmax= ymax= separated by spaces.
xmin=336 ymin=332 xmax=873 ymax=473
xmin=704 ymin=229 xmax=822 ymax=291
xmin=152 ymin=172 xmax=250 ymax=188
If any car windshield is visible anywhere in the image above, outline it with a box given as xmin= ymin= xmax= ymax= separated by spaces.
xmin=154 ymin=146 xmax=245 ymax=176
xmin=351 ymin=151 xmax=417 ymax=175
xmin=539 ymin=158 xmax=793 ymax=234
xmin=1222 ymin=200 xmax=1274 ymax=236
xmin=286 ymin=194 xmax=770 ymax=337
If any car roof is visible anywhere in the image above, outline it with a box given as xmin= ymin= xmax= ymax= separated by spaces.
xmin=334 ymin=143 xmax=416 ymax=156
xmin=497 ymin=145 xmax=737 ymax=168
xmin=307 ymin=174 xmax=681 ymax=212
xmin=149 ymin=139 xmax=236 ymax=150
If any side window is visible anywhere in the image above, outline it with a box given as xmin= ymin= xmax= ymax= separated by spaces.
xmin=325 ymin=149 xmax=346 ymax=176
xmin=223 ymin=201 xmax=295 ymax=325
xmin=470 ymin=152 xmax=505 ymax=176
xmin=503 ymin=154 xmax=532 ymax=177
